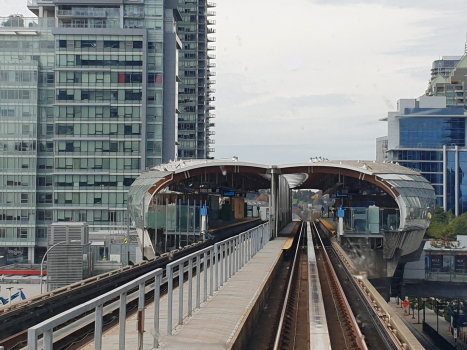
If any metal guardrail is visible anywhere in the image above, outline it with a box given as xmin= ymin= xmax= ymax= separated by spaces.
xmin=27 ymin=268 xmax=163 ymax=350
xmin=166 ymin=222 xmax=269 ymax=335
xmin=26 ymin=222 xmax=270 ymax=348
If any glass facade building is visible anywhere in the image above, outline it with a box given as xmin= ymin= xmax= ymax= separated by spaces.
xmin=379 ymin=52 xmax=467 ymax=216
xmin=380 ymin=95 xmax=467 ymax=215
xmin=0 ymin=0 xmax=213 ymax=264
xmin=177 ymin=0 xmax=216 ymax=159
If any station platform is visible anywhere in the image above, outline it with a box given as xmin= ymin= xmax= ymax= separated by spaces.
xmin=319 ymin=218 xmax=337 ymax=234
xmin=84 ymin=224 xmax=291 ymax=349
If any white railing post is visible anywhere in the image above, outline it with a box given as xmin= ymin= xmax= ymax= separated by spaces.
xmin=240 ymin=234 xmax=244 ymax=268
xmin=178 ymin=262 xmax=184 ymax=325
xmin=43 ymin=330 xmax=53 ymax=350
xmin=196 ymin=254 xmax=201 ymax=309
xmin=229 ymin=240 xmax=233 ymax=279
xmin=153 ymin=274 xmax=161 ymax=348
xmin=27 ymin=329 xmax=38 ymax=350
xmin=167 ymin=265 xmax=173 ymax=335
xmin=209 ymin=248 xmax=214 ymax=296
xmin=235 ymin=237 xmax=239 ymax=273
xmin=137 ymin=283 xmax=145 ymax=349
xmin=95 ymin=304 xmax=104 ymax=350
xmin=203 ymin=251 xmax=208 ymax=302
xmin=119 ymin=292 xmax=127 ymax=350
xmin=220 ymin=243 xmax=224 ymax=286
xmin=188 ymin=257 xmax=193 ymax=316
xmin=225 ymin=241 xmax=229 ymax=281
xmin=214 ymin=244 xmax=218 ymax=291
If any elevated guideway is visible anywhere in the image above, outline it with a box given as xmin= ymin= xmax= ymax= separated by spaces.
xmin=84 ymin=223 xmax=293 ymax=349
xmin=24 ymin=221 xmax=425 ymax=350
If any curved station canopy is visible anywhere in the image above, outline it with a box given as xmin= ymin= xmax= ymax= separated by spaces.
xmin=129 ymin=159 xmax=435 ymax=231
xmin=128 ymin=159 xmax=435 ymax=278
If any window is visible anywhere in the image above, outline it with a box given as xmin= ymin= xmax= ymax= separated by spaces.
xmin=125 ymin=90 xmax=142 ymax=101
xmin=104 ymin=40 xmax=119 ymax=49
xmin=1 ymin=109 xmax=14 ymax=117
xmin=17 ymin=228 xmax=28 ymax=239
xmin=21 ymin=193 xmax=28 ymax=204
xmin=133 ymin=41 xmax=142 ymax=48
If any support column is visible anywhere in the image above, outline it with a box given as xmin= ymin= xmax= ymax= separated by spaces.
xmin=269 ymin=167 xmax=279 ymax=239
xmin=443 ymin=145 xmax=448 ymax=212
xmin=455 ymin=145 xmax=459 ymax=216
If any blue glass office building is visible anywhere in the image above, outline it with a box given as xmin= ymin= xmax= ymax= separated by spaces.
xmin=379 ymin=96 xmax=467 ymax=215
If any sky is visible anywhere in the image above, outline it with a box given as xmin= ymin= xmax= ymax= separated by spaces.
xmin=4 ymin=0 xmax=467 ymax=164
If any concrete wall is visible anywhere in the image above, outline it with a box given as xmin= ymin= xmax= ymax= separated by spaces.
xmin=230 ymin=250 xmax=284 ymax=350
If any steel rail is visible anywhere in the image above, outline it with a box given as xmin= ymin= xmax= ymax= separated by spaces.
xmin=272 ymin=222 xmax=303 ymax=350
xmin=312 ymin=221 xmax=369 ymax=350
xmin=326 ymin=235 xmax=405 ymax=350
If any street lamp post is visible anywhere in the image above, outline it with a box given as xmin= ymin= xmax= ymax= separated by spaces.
xmin=40 ymin=240 xmax=80 ymax=294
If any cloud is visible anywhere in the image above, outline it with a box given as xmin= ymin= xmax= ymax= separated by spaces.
xmin=283 ymin=55 xmax=303 ymax=71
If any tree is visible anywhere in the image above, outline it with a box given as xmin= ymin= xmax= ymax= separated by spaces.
xmin=426 ymin=206 xmax=455 ymax=239
xmin=442 ymin=212 xmax=467 ymax=239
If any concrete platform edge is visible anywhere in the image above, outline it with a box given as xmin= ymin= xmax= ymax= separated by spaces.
xmin=230 ymin=245 xmax=285 ymax=350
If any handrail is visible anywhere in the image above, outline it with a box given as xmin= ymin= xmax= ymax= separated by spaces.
xmin=26 ymin=222 xmax=270 ymax=348
xmin=28 ymin=268 xmax=163 ymax=350
xmin=166 ymin=222 xmax=269 ymax=335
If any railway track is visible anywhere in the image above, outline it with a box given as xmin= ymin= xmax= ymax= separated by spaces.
xmin=273 ymin=222 xmax=308 ymax=350
xmin=312 ymin=221 xmax=401 ymax=350
xmin=0 ymin=220 xmax=262 ymax=350
xmin=311 ymin=221 xmax=367 ymax=350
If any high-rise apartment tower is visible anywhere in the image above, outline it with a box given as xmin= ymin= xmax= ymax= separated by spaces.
xmin=0 ymin=0 xmax=212 ymax=264
xmin=177 ymin=0 xmax=216 ymax=159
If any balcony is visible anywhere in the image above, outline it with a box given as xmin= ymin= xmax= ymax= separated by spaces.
xmin=207 ymin=54 xmax=216 ymax=59
xmin=209 ymin=122 xmax=215 ymax=127
xmin=207 ymin=96 xmax=216 ymax=102
xmin=208 ymin=62 xmax=216 ymax=68
xmin=207 ymin=10 xmax=216 ymax=16
xmin=207 ymin=131 xmax=215 ymax=136
xmin=207 ymin=105 xmax=215 ymax=110
xmin=207 ymin=80 xmax=216 ymax=85
xmin=208 ymin=88 xmax=216 ymax=93
xmin=208 ymin=70 xmax=216 ymax=76
xmin=207 ymin=28 xmax=216 ymax=33
xmin=207 ymin=36 xmax=216 ymax=42
xmin=0 ymin=16 xmax=55 ymax=30
xmin=207 ymin=45 xmax=216 ymax=51
xmin=207 ymin=19 xmax=216 ymax=25
xmin=56 ymin=9 xmax=108 ymax=18
xmin=207 ymin=2 xmax=216 ymax=7
xmin=208 ymin=148 xmax=215 ymax=153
